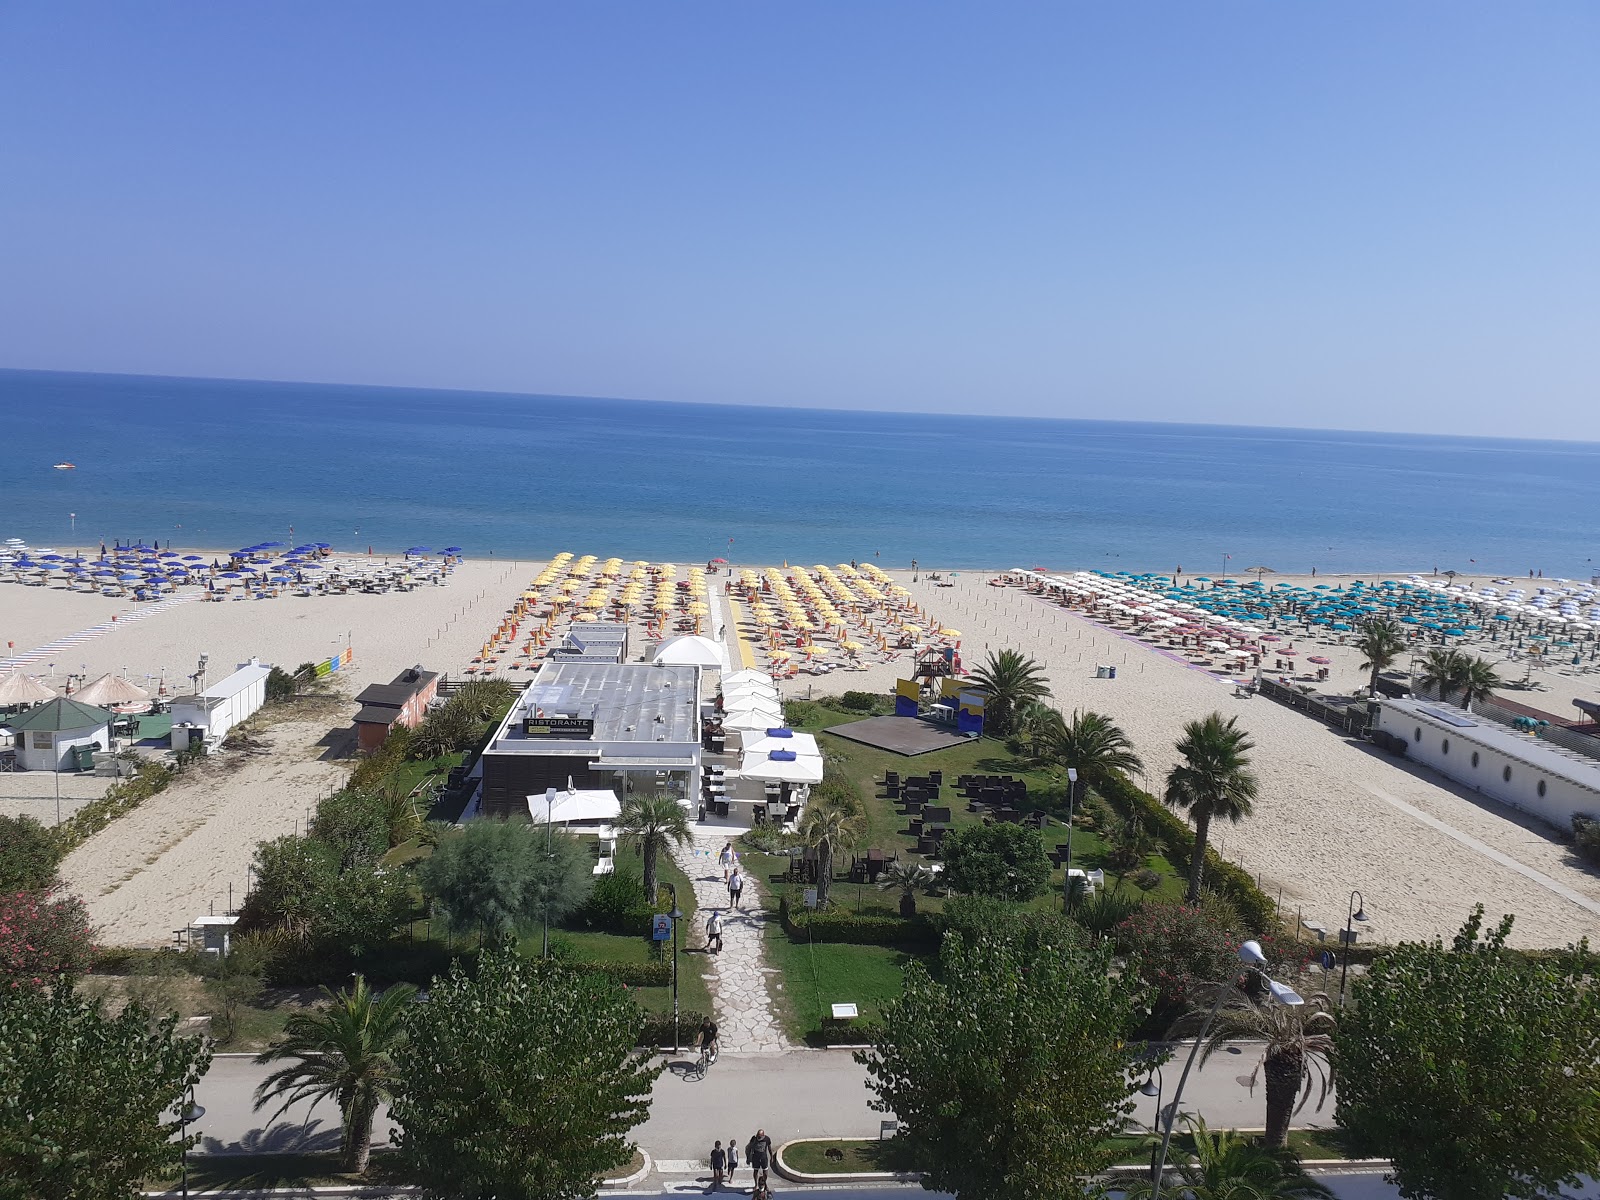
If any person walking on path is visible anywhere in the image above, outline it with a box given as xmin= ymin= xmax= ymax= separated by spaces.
xmin=706 ymin=908 xmax=724 ymax=954
xmin=747 ymin=1129 xmax=773 ymax=1193
xmin=719 ymin=842 xmax=734 ymax=884
xmin=710 ymin=1140 xmax=727 ymax=1191
xmin=728 ymin=868 xmax=744 ymax=910
xmin=726 ymin=1136 xmax=740 ymax=1185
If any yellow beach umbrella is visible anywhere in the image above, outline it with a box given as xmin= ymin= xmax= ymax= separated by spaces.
xmin=939 ymin=628 xmax=962 ymax=637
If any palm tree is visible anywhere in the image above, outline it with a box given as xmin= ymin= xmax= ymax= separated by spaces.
xmin=1163 ymin=713 xmax=1259 ymax=904
xmin=1042 ymin=709 xmax=1143 ymax=792
xmin=1016 ymin=701 xmax=1065 ymax=762
xmin=1170 ymin=987 xmax=1337 ymax=1148
xmin=254 ymin=975 xmax=416 ymax=1174
xmin=966 ymin=648 xmax=1051 ymax=737
xmin=1416 ymin=648 xmax=1469 ymax=704
xmin=878 ymin=860 xmax=934 ymax=917
xmin=1353 ymin=618 xmax=1407 ymax=697
xmin=798 ymin=793 xmax=867 ymax=909
xmin=618 ymin=791 xmax=692 ymax=907
xmin=1457 ymin=655 xmax=1505 ymax=711
xmin=1127 ymin=1117 xmax=1332 ymax=1199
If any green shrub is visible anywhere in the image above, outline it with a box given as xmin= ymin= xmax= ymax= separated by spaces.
xmin=265 ymin=666 xmax=298 ymax=703
xmin=740 ymin=825 xmax=800 ymax=855
xmin=933 ymin=894 xmax=1087 ymax=953
xmin=940 ymin=823 xmax=1051 ymax=902
xmin=1131 ymin=868 xmax=1162 ymax=891
xmin=573 ymin=868 xmax=653 ymax=936
xmin=636 ymin=1008 xmax=707 ymax=1048
xmin=583 ymin=960 xmax=672 ymax=988
xmin=779 ymin=895 xmax=939 ymax=949
xmin=838 ymin=691 xmax=881 ymax=712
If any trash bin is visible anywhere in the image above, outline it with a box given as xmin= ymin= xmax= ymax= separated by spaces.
xmin=71 ymin=743 xmax=96 ymax=771
xmin=1107 ymin=666 xmax=1117 ymax=680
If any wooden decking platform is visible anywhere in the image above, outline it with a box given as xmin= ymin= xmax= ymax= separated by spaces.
xmin=824 ymin=714 xmax=973 ymax=756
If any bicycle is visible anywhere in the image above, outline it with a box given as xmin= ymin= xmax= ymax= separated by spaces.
xmin=686 ymin=1041 xmax=718 ymax=1081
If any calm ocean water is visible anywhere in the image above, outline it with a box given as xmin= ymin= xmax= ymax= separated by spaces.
xmin=1 ymin=369 xmax=1596 ymax=576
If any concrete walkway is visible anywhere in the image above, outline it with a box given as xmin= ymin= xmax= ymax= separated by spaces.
xmin=671 ymin=832 xmax=793 ymax=1052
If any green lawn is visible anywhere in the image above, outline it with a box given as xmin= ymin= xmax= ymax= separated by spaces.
xmin=803 ymin=710 xmax=1185 ymax=909
xmin=760 ymin=930 xmax=915 ymax=1043
xmin=779 ymin=1131 xmax=1361 ymax=1176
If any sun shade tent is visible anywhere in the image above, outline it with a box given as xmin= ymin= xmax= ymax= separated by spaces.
xmin=740 ymin=730 xmax=820 ymax=757
xmin=527 ymin=787 xmax=623 ymax=825
xmin=653 ymin=635 xmax=729 ymax=671
xmin=737 ymin=749 xmax=825 ymax=784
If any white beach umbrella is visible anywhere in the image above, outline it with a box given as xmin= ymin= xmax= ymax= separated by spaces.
xmin=0 ymin=672 xmax=57 ymax=706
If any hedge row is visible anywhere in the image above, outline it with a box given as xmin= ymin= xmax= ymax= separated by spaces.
xmin=582 ymin=960 xmax=672 ymax=988
xmin=637 ymin=1008 xmax=708 ymax=1048
xmin=52 ymin=763 xmax=177 ymax=855
xmin=1095 ymin=773 xmax=1279 ymax=933
xmin=778 ymin=896 xmax=940 ymax=949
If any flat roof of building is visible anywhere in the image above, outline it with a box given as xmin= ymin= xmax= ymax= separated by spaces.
xmin=1383 ymin=697 xmax=1600 ymax=792
xmin=504 ymin=661 xmax=700 ymax=746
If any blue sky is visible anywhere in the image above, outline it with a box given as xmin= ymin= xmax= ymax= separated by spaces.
xmin=1 ymin=4 xmax=1595 ymax=437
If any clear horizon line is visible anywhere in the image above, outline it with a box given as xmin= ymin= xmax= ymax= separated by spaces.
xmin=3 ymin=362 xmax=1596 ymax=449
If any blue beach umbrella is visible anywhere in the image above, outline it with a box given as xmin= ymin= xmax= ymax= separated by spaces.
xmin=442 ymin=546 xmax=463 ymax=554
xmin=218 ymin=571 xmax=242 ymax=578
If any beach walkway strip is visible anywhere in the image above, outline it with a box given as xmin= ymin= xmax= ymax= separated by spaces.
xmin=1 ymin=593 xmax=199 ymax=673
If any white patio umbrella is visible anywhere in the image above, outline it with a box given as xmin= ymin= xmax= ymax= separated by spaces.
xmin=738 ymin=751 xmax=825 ymax=784
xmin=0 ymin=671 xmax=57 ymax=706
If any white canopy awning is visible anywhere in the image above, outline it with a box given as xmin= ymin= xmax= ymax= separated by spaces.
xmin=723 ymin=677 xmax=778 ymax=697
xmin=527 ymin=788 xmax=622 ymax=824
xmin=741 ymin=730 xmax=820 ymax=757
xmin=722 ymin=669 xmax=775 ymax=687
xmin=737 ymin=752 xmax=825 ymax=783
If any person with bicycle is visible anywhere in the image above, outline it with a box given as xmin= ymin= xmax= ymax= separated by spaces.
xmin=698 ymin=1017 xmax=719 ymax=1068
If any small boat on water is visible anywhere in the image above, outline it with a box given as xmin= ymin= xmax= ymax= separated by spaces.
xmin=53 ymin=462 xmax=75 ymax=470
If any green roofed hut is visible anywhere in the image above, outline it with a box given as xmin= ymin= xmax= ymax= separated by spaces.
xmin=7 ymin=697 xmax=113 ymax=771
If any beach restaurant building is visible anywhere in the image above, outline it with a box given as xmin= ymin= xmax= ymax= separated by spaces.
xmin=478 ymin=661 xmax=701 ymax=821
xmin=1375 ymin=698 xmax=1600 ymax=828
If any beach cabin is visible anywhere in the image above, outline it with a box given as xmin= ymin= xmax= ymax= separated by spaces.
xmin=8 ymin=697 xmax=113 ymax=772
xmin=352 ymin=665 xmax=440 ymax=753
xmin=169 ymin=658 xmax=273 ymax=747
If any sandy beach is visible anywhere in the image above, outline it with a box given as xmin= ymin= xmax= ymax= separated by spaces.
xmin=841 ymin=570 xmax=1600 ymax=949
xmin=9 ymin=554 xmax=1599 ymax=949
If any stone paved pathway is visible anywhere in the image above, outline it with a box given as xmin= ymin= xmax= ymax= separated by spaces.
xmin=670 ymin=832 xmax=793 ymax=1052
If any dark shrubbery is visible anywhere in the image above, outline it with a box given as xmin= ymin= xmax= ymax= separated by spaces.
xmin=1572 ymin=814 xmax=1600 ymax=868
xmin=637 ymin=1008 xmax=708 ymax=1048
xmin=838 ymin=691 xmax=882 ymax=712
xmin=779 ymin=896 xmax=939 ymax=948
xmin=0 ymin=815 xmax=62 ymax=892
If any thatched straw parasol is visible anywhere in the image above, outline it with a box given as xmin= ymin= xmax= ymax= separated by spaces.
xmin=74 ymin=672 xmax=151 ymax=710
xmin=0 ymin=671 xmax=57 ymax=706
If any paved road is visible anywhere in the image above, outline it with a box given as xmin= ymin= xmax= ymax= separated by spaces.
xmin=194 ymin=1039 xmax=1331 ymax=1160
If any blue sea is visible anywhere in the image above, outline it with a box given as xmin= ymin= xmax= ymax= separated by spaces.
xmin=2 ymin=369 xmax=1596 ymax=576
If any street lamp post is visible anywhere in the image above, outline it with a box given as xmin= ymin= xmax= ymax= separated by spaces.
xmin=1147 ymin=941 xmax=1303 ymax=1200
xmin=1139 ymin=1063 xmax=1166 ymax=1178
xmin=176 ymin=1086 xmax=205 ymax=1199
xmin=1063 ymin=767 xmax=1080 ymax=910
xmin=1339 ymin=890 xmax=1368 ymax=1005
xmin=663 ymin=882 xmax=682 ymax=1053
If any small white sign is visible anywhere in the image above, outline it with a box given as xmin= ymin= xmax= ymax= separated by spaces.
xmin=831 ymin=1003 xmax=858 ymax=1020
